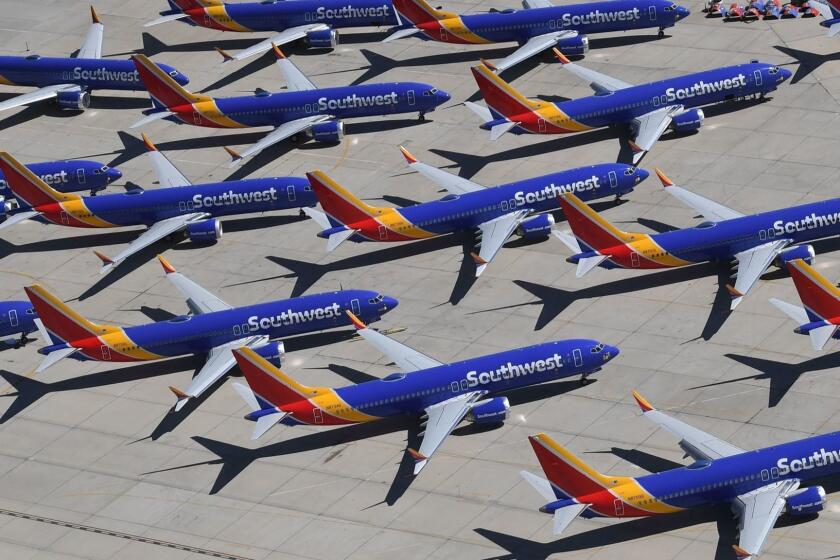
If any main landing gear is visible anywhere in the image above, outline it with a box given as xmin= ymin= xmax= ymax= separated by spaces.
xmin=418 ymin=111 xmax=426 ymax=121
xmin=658 ymin=28 xmax=665 ymax=38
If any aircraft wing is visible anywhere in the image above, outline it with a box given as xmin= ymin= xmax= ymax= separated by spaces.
xmin=157 ymin=255 xmax=231 ymax=315
xmin=489 ymin=31 xmax=578 ymax=73
xmin=144 ymin=12 xmax=189 ymax=27
xmin=218 ymin=25 xmax=330 ymax=63
xmin=272 ymin=45 xmax=316 ymax=92
xmin=655 ymin=169 xmax=744 ymax=222
xmin=142 ymin=134 xmax=191 ymax=188
xmin=77 ymin=7 xmax=104 ymax=59
xmin=0 ymin=84 xmax=78 ymax=113
xmin=522 ymin=0 xmax=554 ymax=7
xmin=729 ymin=240 xmax=791 ymax=310
xmin=226 ymin=115 xmax=330 ymax=166
xmin=399 ymin=146 xmax=485 ymax=195
xmin=172 ymin=334 xmax=269 ymax=411
xmin=411 ymin=391 xmax=486 ymax=474
xmin=733 ymin=479 xmax=800 ymax=559
xmin=554 ymin=49 xmax=634 ymax=93
xmin=0 ymin=210 xmax=41 ymax=231
xmin=94 ymin=212 xmax=207 ymax=274
xmin=472 ymin=210 xmax=530 ymax=276
xmin=633 ymin=391 xmax=744 ymax=461
xmin=630 ymin=105 xmax=682 ymax=164
xmin=347 ymin=311 xmax=443 ymax=372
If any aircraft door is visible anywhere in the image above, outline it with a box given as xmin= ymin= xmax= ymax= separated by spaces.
xmin=537 ymin=118 xmax=547 ymax=133
xmin=100 ymin=345 xmax=111 ymax=360
xmin=59 ymin=210 xmax=70 ymax=225
xmin=287 ymin=185 xmax=296 ymax=202
xmin=351 ymin=298 xmax=361 ymax=316
xmin=439 ymin=28 xmax=448 ymax=41
xmin=77 ymin=169 xmax=86 ymax=184
xmin=771 ymin=467 xmax=779 ymax=479
xmin=754 ymin=70 xmax=762 ymax=87
xmin=573 ymin=348 xmax=583 ymax=367
xmin=631 ymin=252 xmax=640 ymax=268
xmin=761 ymin=469 xmax=770 ymax=482
xmin=649 ymin=5 xmax=656 ymax=20
xmin=608 ymin=171 xmax=617 ymax=188
xmin=193 ymin=111 xmax=202 ymax=125
xmin=8 ymin=309 xmax=18 ymax=328
xmin=407 ymin=90 xmax=416 ymax=106
xmin=451 ymin=381 xmax=460 ymax=394
xmin=313 ymin=408 xmax=324 ymax=424
xmin=378 ymin=225 xmax=387 ymax=240
xmin=204 ymin=13 xmax=212 ymax=26
xmin=614 ymin=499 xmax=625 ymax=517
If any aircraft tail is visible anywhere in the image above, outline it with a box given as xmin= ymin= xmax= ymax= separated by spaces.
xmin=169 ymin=0 xmax=222 ymax=9
xmin=392 ymin=0 xmax=455 ymax=24
xmin=232 ymin=347 xmax=326 ymax=408
xmin=131 ymin=54 xmax=207 ymax=109
xmin=558 ymin=193 xmax=640 ymax=251
xmin=305 ymin=171 xmax=390 ymax=227
xmin=0 ymin=152 xmax=79 ymax=208
xmin=779 ymin=259 xmax=840 ymax=349
xmin=470 ymin=63 xmax=539 ymax=119
xmin=23 ymin=285 xmax=118 ymax=345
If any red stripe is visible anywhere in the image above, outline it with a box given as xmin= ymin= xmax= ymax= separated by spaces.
xmin=233 ymin=351 xmax=304 ymax=406
xmin=789 ymin=262 xmax=840 ymax=320
xmin=559 ymin=197 xmax=623 ymax=252
xmin=306 ymin=173 xmax=372 ymax=226
xmin=0 ymin=159 xmax=58 ymax=207
xmin=530 ymin=438 xmax=606 ymax=498
xmin=470 ymin=67 xmax=533 ymax=121
xmin=392 ymin=0 xmax=439 ymax=24
xmin=131 ymin=56 xmax=193 ymax=109
xmin=24 ymin=287 xmax=94 ymax=343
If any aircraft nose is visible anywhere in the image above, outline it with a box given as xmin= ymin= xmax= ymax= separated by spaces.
xmin=381 ymin=296 xmax=399 ymax=313
xmin=436 ymin=90 xmax=451 ymax=105
xmin=106 ymin=167 xmax=122 ymax=183
xmin=634 ymin=167 xmax=650 ymax=183
xmin=677 ymin=6 xmax=690 ymax=18
xmin=780 ymin=68 xmax=793 ymax=82
xmin=604 ymin=345 xmax=620 ymax=361
xmin=175 ymin=72 xmax=190 ymax=86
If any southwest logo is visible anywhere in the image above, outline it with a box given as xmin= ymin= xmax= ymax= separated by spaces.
xmin=774 ymin=213 xmax=840 ymax=236
xmin=247 ymin=303 xmax=342 ymax=331
xmin=314 ymin=5 xmax=390 ymax=19
xmin=64 ymin=67 xmax=140 ymax=83
xmin=317 ymin=92 xmax=398 ymax=111
xmin=192 ymin=188 xmax=278 ymax=209
xmin=561 ymin=8 xmax=641 ymax=26
xmin=777 ymin=448 xmax=840 ymax=475
xmin=514 ymin=176 xmax=601 ymax=206
xmin=664 ymin=74 xmax=747 ymax=102
xmin=466 ymin=354 xmax=563 ymax=387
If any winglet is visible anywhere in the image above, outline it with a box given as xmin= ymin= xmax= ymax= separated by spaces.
xmin=157 ymin=254 xmax=176 ymax=274
xmin=215 ymin=47 xmax=234 ymax=63
xmin=90 ymin=5 xmax=101 ymax=24
xmin=725 ymin=284 xmax=744 ymax=298
xmin=141 ymin=133 xmax=157 ymax=152
xmin=407 ymin=448 xmax=427 ymax=462
xmin=552 ymin=48 xmax=570 ymax=65
xmin=93 ymin=250 xmax=114 ymax=265
xmin=732 ymin=545 xmax=752 ymax=560
xmin=628 ymin=139 xmax=644 ymax=154
xmin=632 ymin=390 xmax=654 ymax=412
xmin=272 ymin=43 xmax=286 ymax=60
xmin=654 ymin=168 xmax=674 ymax=187
xmin=470 ymin=252 xmax=488 ymax=265
xmin=480 ymin=58 xmax=497 ymax=71
xmin=223 ymin=145 xmax=242 ymax=164
xmin=399 ymin=145 xmax=418 ymax=165
xmin=346 ymin=310 xmax=366 ymax=330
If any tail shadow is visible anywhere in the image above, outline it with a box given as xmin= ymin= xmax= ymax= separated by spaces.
xmin=774 ymin=45 xmax=840 ymax=84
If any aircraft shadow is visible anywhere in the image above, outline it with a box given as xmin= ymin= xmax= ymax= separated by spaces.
xmin=589 ymin=446 xmax=684 ymax=473
xmin=774 ymin=45 xmax=840 ymax=84
xmin=688 ymin=352 xmax=840 ymax=408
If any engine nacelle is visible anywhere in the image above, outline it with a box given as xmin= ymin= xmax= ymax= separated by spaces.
xmin=466 ymin=397 xmax=510 ymax=424
xmin=252 ymin=341 xmax=286 ymax=367
xmin=304 ymin=28 xmax=339 ymax=49
xmin=776 ymin=244 xmax=815 ymax=267
xmin=516 ymin=214 xmax=555 ymax=238
xmin=309 ymin=120 xmax=345 ymax=143
xmin=186 ymin=219 xmax=223 ymax=243
xmin=56 ymin=89 xmax=91 ymax=111
xmin=786 ymin=486 xmax=826 ymax=516
xmin=670 ymin=109 xmax=704 ymax=132
xmin=555 ymin=35 xmax=589 ymax=57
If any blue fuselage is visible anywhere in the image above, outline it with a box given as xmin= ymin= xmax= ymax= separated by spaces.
xmin=212 ymin=0 xmax=398 ymax=30
xmin=0 ymin=161 xmax=121 ymax=200
xmin=0 ymin=301 xmax=37 ymax=339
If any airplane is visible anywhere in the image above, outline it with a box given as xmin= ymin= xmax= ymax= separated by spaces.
xmin=302 ymin=146 xmax=648 ymax=276
xmin=0 ymin=140 xmax=316 ymax=274
xmin=520 ymin=391 xmax=837 ymax=559
xmin=553 ymin=169 xmax=840 ymax=309
xmin=467 ymin=50 xmax=791 ymax=162
xmin=385 ymin=0 xmax=689 ymax=73
xmin=129 ymin=46 xmax=450 ymax=165
xmin=147 ymin=0 xmax=398 ymax=63
xmin=804 ymin=0 xmax=840 ymax=35
xmin=0 ymin=301 xmax=38 ymax=347
xmin=24 ymin=255 xmax=398 ymax=411
xmin=770 ymin=259 xmax=840 ymax=350
xmin=0 ymin=6 xmax=188 ymax=114
xmin=230 ymin=311 xmax=618 ymax=474
xmin=0 ymin=159 xmax=121 ymax=211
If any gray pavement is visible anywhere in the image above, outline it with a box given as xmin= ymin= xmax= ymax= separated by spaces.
xmin=1 ymin=0 xmax=840 ymax=558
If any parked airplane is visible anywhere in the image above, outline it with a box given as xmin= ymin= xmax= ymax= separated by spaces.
xmin=0 ymin=160 xmax=121 ymax=206
xmin=147 ymin=0 xmax=398 ymax=63
xmin=25 ymin=256 xmax=398 ymax=411
xmin=553 ymin=169 xmax=840 ymax=309
xmin=0 ymin=6 xmax=188 ymax=114
xmin=806 ymin=0 xmax=840 ymax=35
xmin=770 ymin=259 xmax=840 ymax=350
xmin=385 ymin=0 xmax=689 ymax=72
xmin=0 ymin=301 xmax=37 ymax=347
xmin=231 ymin=311 xmax=617 ymax=473
xmin=468 ymin=51 xmax=791 ymax=162
xmin=521 ymin=391 xmax=836 ymax=559
xmin=303 ymin=146 xmax=647 ymax=276
xmin=130 ymin=46 xmax=449 ymax=165
xmin=0 ymin=140 xmax=315 ymax=273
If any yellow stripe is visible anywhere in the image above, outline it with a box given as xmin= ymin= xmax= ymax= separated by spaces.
xmin=0 ymin=73 xmax=14 ymax=86
xmin=535 ymin=104 xmax=593 ymax=133
xmin=794 ymin=259 xmax=840 ymax=298
xmin=193 ymin=100 xmax=248 ymax=128
xmin=99 ymin=331 xmax=165 ymax=360
xmin=204 ymin=6 xmax=253 ymax=31
xmin=565 ymin=194 xmax=634 ymax=242
xmin=628 ymin=236 xmax=693 ymax=267
xmin=58 ymin=200 xmax=116 ymax=228
xmin=610 ymin=480 xmax=683 ymax=514
xmin=439 ymin=17 xmax=493 ymax=43
xmin=374 ymin=208 xmax=437 ymax=239
xmin=311 ymin=390 xmax=380 ymax=423
xmin=28 ymin=285 xmax=117 ymax=336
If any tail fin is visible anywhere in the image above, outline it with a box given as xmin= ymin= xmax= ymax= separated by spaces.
xmin=470 ymin=64 xmax=538 ymax=119
xmin=232 ymin=347 xmax=326 ymax=407
xmin=305 ymin=171 xmax=389 ymax=226
xmin=787 ymin=259 xmax=840 ymax=322
xmin=0 ymin=152 xmax=80 ymax=208
xmin=131 ymin=54 xmax=207 ymax=109
xmin=170 ymin=0 xmax=222 ymax=9
xmin=559 ymin=193 xmax=641 ymax=251
xmin=23 ymin=285 xmax=117 ymax=344
xmin=528 ymin=433 xmax=632 ymax=499
xmin=392 ymin=0 xmax=456 ymax=24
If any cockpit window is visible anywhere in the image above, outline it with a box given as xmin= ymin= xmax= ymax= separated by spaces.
xmin=368 ymin=294 xmax=385 ymax=304
xmin=423 ymin=88 xmax=439 ymax=97
xmin=590 ymin=343 xmax=604 ymax=353
xmin=664 ymin=3 xmax=677 ymax=10
xmin=169 ymin=70 xmax=179 ymax=77
xmin=769 ymin=66 xmax=779 ymax=75
xmin=624 ymin=167 xmax=635 ymax=176
xmin=25 ymin=308 xmax=35 ymax=315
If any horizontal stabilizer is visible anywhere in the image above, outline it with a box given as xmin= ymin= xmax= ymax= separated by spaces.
xmin=490 ymin=121 xmax=519 ymax=141
xmin=232 ymin=382 xmax=260 ymax=412
xmin=144 ymin=13 xmax=188 ymax=27
xmin=768 ymin=297 xmax=809 ymax=325
xmin=326 ymin=229 xmax=357 ymax=252
xmin=463 ymin=101 xmax=493 ymax=123
xmin=519 ymin=470 xmax=556 ymax=501
xmin=170 ymin=385 xmax=190 ymax=412
xmin=383 ymin=27 xmax=422 ymax=42
xmin=130 ymin=110 xmax=174 ymax=129
xmin=809 ymin=324 xmax=837 ymax=351
xmin=552 ymin=230 xmax=582 ymax=253
xmin=553 ymin=503 xmax=589 ymax=535
xmin=576 ymin=255 xmax=607 ymax=278
xmin=33 ymin=318 xmax=54 ymax=345
xmin=302 ymin=207 xmax=331 ymax=230
xmin=37 ymin=347 xmax=76 ymax=373
xmin=829 ymin=22 xmax=840 ymax=37
xmin=252 ymin=411 xmax=287 ymax=440
xmin=0 ymin=210 xmax=40 ymax=231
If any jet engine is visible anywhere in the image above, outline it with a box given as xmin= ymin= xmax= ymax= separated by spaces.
xmin=305 ymin=28 xmax=339 ymax=49
xmin=786 ymin=486 xmax=826 ymax=516
xmin=776 ymin=244 xmax=815 ymax=267
xmin=466 ymin=397 xmax=510 ymax=424
xmin=309 ymin=120 xmax=345 ymax=143
xmin=186 ymin=219 xmax=223 ymax=242
xmin=56 ymin=88 xmax=91 ymax=111
xmin=670 ymin=109 xmax=704 ymax=132
xmin=556 ymin=35 xmax=589 ymax=57
xmin=252 ymin=341 xmax=286 ymax=367
xmin=516 ymin=214 xmax=555 ymax=238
